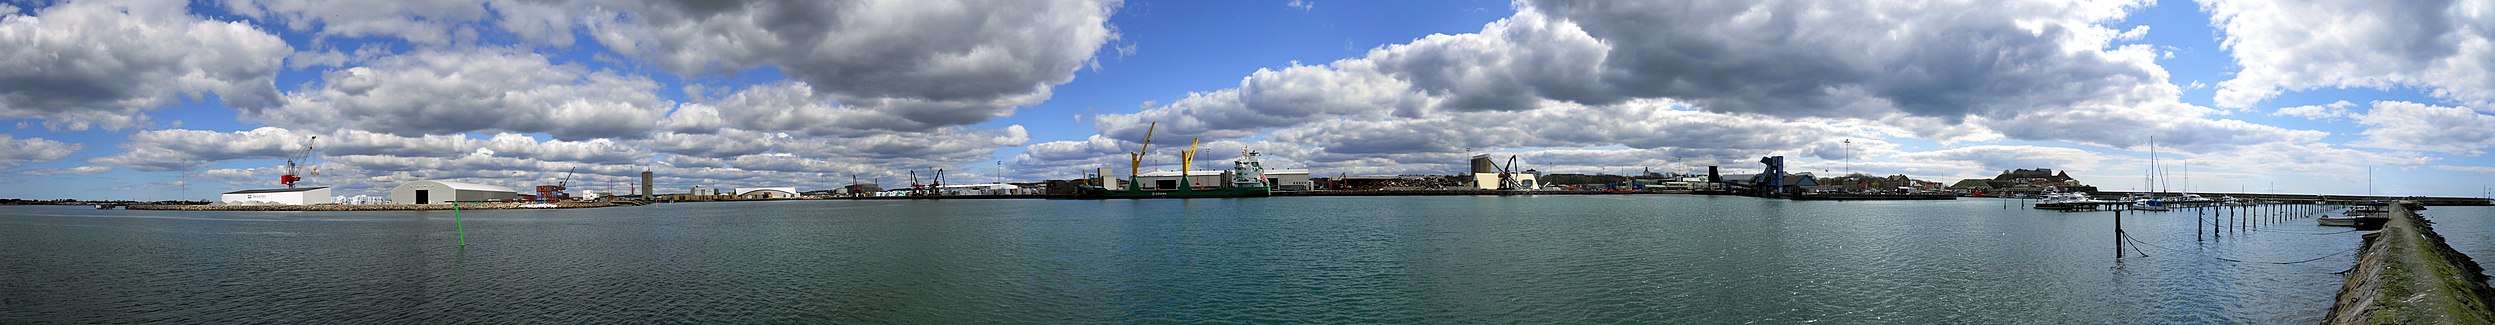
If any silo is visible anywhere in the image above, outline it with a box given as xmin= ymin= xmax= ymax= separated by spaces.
xmin=640 ymin=171 xmax=654 ymax=200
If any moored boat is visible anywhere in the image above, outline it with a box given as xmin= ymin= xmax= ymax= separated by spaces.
xmin=1077 ymin=126 xmax=1277 ymax=198
xmin=2318 ymin=205 xmax=2390 ymax=228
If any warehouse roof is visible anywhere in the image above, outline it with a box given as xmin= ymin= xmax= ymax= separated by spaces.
xmin=402 ymin=180 xmax=517 ymax=193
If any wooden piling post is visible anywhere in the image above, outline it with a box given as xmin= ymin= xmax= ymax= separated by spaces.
xmin=2115 ymin=209 xmax=2125 ymax=260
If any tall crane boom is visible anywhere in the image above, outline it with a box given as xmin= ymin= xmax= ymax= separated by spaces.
xmin=1127 ymin=122 xmax=1156 ymax=186
xmin=534 ymin=167 xmax=577 ymax=203
xmin=280 ymin=136 xmax=319 ymax=188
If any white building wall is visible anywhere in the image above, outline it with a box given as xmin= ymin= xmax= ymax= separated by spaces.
xmin=391 ymin=181 xmax=521 ymax=204
xmin=736 ymin=187 xmax=799 ymax=199
xmin=220 ymin=187 xmax=332 ymax=205
xmin=1471 ymin=173 xmax=1541 ymax=190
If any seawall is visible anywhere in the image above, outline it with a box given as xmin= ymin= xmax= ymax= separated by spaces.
xmin=2326 ymin=202 xmax=2495 ymax=324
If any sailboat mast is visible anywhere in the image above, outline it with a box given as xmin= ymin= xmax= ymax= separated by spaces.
xmin=2146 ymin=136 xmax=2157 ymax=195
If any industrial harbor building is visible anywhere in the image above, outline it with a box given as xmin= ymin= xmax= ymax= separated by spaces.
xmin=220 ymin=187 xmax=332 ymax=205
xmin=735 ymin=187 xmax=799 ymax=199
xmin=391 ymin=180 xmax=520 ymax=204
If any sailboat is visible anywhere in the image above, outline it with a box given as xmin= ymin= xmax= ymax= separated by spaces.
xmin=2132 ymin=136 xmax=2169 ymax=211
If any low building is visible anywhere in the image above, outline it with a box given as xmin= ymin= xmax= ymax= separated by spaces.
xmin=1470 ymin=172 xmax=1542 ymax=190
xmin=391 ymin=181 xmax=520 ymax=204
xmin=1135 ymin=170 xmax=1228 ymax=190
xmin=735 ymin=187 xmax=799 ymax=199
xmin=221 ymin=187 xmax=332 ymax=205
xmin=1264 ymin=169 xmax=1315 ymax=191
xmin=935 ymin=183 xmax=1026 ymax=195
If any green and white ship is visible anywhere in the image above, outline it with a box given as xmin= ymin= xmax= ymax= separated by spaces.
xmin=1079 ymin=122 xmax=1273 ymax=199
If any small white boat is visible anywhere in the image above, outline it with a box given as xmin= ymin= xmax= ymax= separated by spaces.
xmin=2319 ymin=205 xmax=2389 ymax=228
xmin=2037 ymin=192 xmax=2098 ymax=205
xmin=2131 ymin=198 xmax=2169 ymax=211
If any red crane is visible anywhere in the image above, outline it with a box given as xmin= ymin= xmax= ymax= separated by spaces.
xmin=535 ymin=167 xmax=576 ymax=203
xmin=279 ymin=136 xmax=319 ymax=188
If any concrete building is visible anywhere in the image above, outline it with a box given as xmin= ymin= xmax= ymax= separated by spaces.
xmin=1471 ymin=172 xmax=1542 ymax=190
xmin=221 ymin=187 xmax=332 ymax=205
xmin=735 ymin=187 xmax=799 ymax=199
xmin=391 ymin=180 xmax=520 ymax=204
xmin=1265 ymin=169 xmax=1315 ymax=191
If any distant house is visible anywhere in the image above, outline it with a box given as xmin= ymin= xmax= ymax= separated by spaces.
xmin=1951 ymin=168 xmax=2096 ymax=196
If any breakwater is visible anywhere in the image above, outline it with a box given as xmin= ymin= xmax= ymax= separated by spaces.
xmin=2326 ymin=202 xmax=2495 ymax=323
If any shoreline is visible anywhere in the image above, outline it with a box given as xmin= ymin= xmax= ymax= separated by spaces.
xmin=122 ymin=201 xmax=624 ymax=211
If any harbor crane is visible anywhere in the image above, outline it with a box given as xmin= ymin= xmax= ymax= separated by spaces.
xmin=1492 ymin=155 xmax=1526 ymax=190
xmin=279 ymin=136 xmax=320 ymax=188
xmin=1125 ymin=122 xmax=1156 ymax=191
xmin=535 ymin=167 xmax=576 ymax=203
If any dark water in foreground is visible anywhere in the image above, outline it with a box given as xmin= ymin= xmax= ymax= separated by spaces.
xmin=0 ymin=196 xmax=2412 ymax=323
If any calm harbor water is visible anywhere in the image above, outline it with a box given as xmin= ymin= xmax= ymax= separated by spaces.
xmin=2425 ymin=206 xmax=2495 ymax=286
xmin=0 ymin=195 xmax=2396 ymax=323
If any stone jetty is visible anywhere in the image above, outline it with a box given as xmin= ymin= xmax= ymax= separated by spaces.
xmin=2326 ymin=201 xmax=2495 ymax=324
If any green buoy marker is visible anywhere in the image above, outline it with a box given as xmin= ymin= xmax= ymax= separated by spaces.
xmin=454 ymin=201 xmax=465 ymax=247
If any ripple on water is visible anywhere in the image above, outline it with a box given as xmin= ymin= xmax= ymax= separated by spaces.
xmin=0 ymin=198 xmax=2366 ymax=323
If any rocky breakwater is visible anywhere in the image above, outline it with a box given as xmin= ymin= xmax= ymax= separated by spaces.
xmin=2326 ymin=201 xmax=2495 ymax=324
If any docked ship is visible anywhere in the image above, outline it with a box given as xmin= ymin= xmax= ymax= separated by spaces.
xmin=1079 ymin=122 xmax=1272 ymax=199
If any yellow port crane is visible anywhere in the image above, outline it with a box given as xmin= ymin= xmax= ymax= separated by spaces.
xmin=1179 ymin=137 xmax=1201 ymax=190
xmin=1125 ymin=122 xmax=1156 ymax=191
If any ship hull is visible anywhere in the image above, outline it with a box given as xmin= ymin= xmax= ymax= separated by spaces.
xmin=1079 ymin=187 xmax=1272 ymax=199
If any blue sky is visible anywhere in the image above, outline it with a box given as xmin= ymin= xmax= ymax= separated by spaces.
xmin=1 ymin=0 xmax=2491 ymax=201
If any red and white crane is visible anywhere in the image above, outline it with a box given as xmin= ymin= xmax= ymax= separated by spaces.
xmin=279 ymin=136 xmax=319 ymax=188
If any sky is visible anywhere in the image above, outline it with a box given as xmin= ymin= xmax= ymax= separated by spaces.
xmin=1 ymin=0 xmax=2492 ymax=201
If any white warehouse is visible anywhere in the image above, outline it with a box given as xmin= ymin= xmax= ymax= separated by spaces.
xmin=220 ymin=187 xmax=333 ymax=205
xmin=391 ymin=180 xmax=520 ymax=204
xmin=735 ymin=187 xmax=800 ymax=199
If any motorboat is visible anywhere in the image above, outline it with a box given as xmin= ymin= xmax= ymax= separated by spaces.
xmin=2131 ymin=198 xmax=2169 ymax=211
xmin=2037 ymin=192 xmax=2098 ymax=205
xmin=2319 ymin=206 xmax=2389 ymax=228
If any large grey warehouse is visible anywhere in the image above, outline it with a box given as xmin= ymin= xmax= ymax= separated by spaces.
xmin=391 ymin=180 xmax=520 ymax=204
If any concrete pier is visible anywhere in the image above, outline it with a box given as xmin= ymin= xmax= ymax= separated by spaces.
xmin=2326 ymin=201 xmax=2495 ymax=324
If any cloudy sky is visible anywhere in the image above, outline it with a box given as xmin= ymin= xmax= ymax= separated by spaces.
xmin=1 ymin=0 xmax=2490 ymax=200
